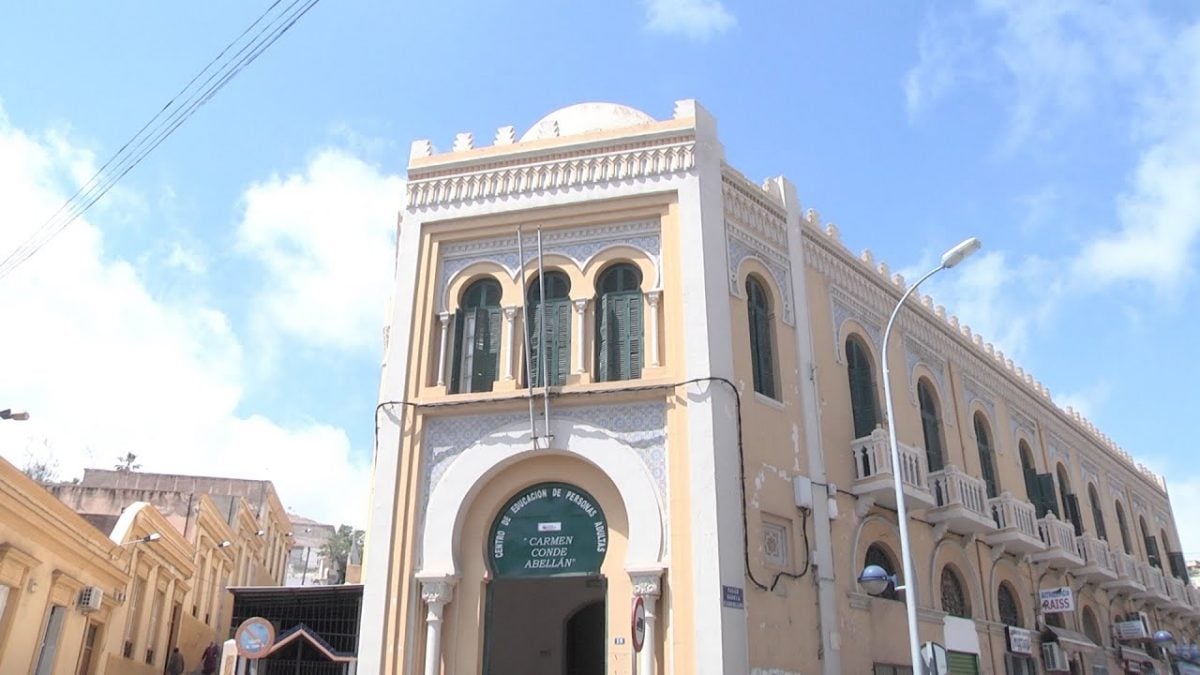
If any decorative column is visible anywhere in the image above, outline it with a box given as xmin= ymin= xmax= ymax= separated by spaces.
xmin=503 ymin=307 xmax=518 ymax=380
xmin=436 ymin=313 xmax=451 ymax=386
xmin=573 ymin=299 xmax=588 ymax=374
xmin=646 ymin=291 xmax=661 ymax=367
xmin=630 ymin=568 xmax=664 ymax=675
xmin=420 ymin=577 xmax=456 ymax=675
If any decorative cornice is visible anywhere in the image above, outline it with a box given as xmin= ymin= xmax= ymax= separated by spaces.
xmin=799 ymin=219 xmax=1167 ymax=495
xmin=407 ymin=137 xmax=695 ymax=209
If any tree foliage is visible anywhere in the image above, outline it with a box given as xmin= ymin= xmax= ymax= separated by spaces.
xmin=321 ymin=524 xmax=365 ymax=584
xmin=114 ymin=452 xmax=141 ymax=472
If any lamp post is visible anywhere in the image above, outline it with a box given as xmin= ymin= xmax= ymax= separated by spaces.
xmin=882 ymin=237 xmax=982 ymax=674
xmin=1 ymin=409 xmax=30 ymax=421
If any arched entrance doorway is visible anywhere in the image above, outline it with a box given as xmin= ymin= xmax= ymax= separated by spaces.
xmin=483 ymin=482 xmax=609 ymax=675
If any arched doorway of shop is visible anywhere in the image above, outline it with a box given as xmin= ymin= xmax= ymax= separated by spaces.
xmin=482 ymin=482 xmax=609 ymax=675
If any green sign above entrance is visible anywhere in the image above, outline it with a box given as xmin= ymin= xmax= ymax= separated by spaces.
xmin=488 ymin=482 xmax=608 ymax=578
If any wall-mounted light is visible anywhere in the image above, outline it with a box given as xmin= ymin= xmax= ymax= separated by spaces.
xmin=255 ymin=530 xmax=265 ymax=536
xmin=217 ymin=540 xmax=232 ymax=549
xmin=0 ymin=408 xmax=30 ymax=421
xmin=27 ymin=577 xmax=39 ymax=593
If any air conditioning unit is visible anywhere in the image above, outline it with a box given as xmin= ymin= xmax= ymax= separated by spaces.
xmin=78 ymin=586 xmax=103 ymax=613
xmin=1041 ymin=642 xmax=1070 ymax=672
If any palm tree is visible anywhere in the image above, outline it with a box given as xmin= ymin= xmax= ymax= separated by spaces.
xmin=321 ymin=525 xmax=365 ymax=584
xmin=114 ymin=452 xmax=141 ymax=472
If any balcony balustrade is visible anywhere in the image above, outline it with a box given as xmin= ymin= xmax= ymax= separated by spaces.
xmin=1134 ymin=562 xmax=1170 ymax=604
xmin=1074 ymin=534 xmax=1117 ymax=582
xmin=849 ymin=428 xmax=935 ymax=512
xmin=926 ymin=465 xmax=996 ymax=536
xmin=983 ymin=492 xmax=1044 ymax=556
xmin=1102 ymin=551 xmax=1145 ymax=594
xmin=1166 ymin=576 xmax=1190 ymax=611
xmin=1032 ymin=514 xmax=1084 ymax=568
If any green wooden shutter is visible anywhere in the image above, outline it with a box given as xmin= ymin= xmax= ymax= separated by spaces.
xmin=1065 ymin=494 xmax=1083 ymax=536
xmin=527 ymin=303 xmax=542 ymax=387
xmin=449 ymin=309 xmax=464 ymax=394
xmin=1035 ymin=473 xmax=1058 ymax=518
xmin=750 ymin=304 xmax=775 ymax=398
xmin=847 ymin=341 xmax=877 ymax=438
xmin=596 ymin=295 xmax=610 ymax=381
xmin=946 ymin=651 xmax=979 ymax=674
xmin=1023 ymin=468 xmax=1039 ymax=511
xmin=598 ymin=291 xmax=641 ymax=381
xmin=625 ymin=291 xmax=642 ymax=379
xmin=470 ymin=307 xmax=499 ymax=392
xmin=1145 ymin=536 xmax=1161 ymax=568
xmin=553 ymin=301 xmax=571 ymax=385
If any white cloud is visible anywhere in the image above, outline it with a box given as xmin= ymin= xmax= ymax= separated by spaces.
xmin=904 ymin=9 xmax=982 ymax=116
xmin=0 ymin=107 xmax=370 ymax=528
xmin=1052 ymin=381 xmax=1110 ymax=420
xmin=236 ymin=149 xmax=403 ymax=353
xmin=1167 ymin=477 xmax=1200 ymax=558
xmin=643 ymin=0 xmax=735 ymax=40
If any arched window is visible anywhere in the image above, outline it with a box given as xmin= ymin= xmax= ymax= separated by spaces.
xmin=845 ymin=336 xmax=879 ymax=439
xmin=1018 ymin=440 xmax=1038 ymax=505
xmin=1160 ymin=528 xmax=1182 ymax=580
xmin=595 ymin=264 xmax=643 ymax=382
xmin=864 ymin=543 xmax=899 ymax=601
xmin=527 ymin=271 xmax=572 ymax=387
xmin=940 ymin=566 xmax=970 ymax=618
xmin=1140 ymin=516 xmax=1161 ymax=568
xmin=1082 ymin=607 xmax=1104 ymax=647
xmin=1057 ymin=464 xmax=1082 ymax=535
xmin=452 ymin=278 xmax=503 ymax=393
xmin=974 ymin=413 xmax=999 ymax=499
xmin=1088 ymin=484 xmax=1107 ymax=541
xmin=746 ymin=276 xmax=776 ymax=399
xmin=997 ymin=582 xmax=1022 ymax=627
xmin=918 ymin=379 xmax=945 ymax=473
xmin=1115 ymin=502 xmax=1132 ymax=554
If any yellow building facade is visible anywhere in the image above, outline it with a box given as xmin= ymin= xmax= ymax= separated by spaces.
xmin=1 ymin=460 xmax=295 ymax=675
xmin=361 ymin=100 xmax=1200 ymax=674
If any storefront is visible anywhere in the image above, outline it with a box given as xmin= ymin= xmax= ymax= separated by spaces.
xmin=1005 ymin=626 xmax=1038 ymax=675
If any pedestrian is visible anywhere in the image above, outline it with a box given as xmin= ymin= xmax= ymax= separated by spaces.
xmin=166 ymin=647 xmax=185 ymax=675
xmin=202 ymin=642 xmax=219 ymax=675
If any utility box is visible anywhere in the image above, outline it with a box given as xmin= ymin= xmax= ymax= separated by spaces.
xmin=793 ymin=475 xmax=813 ymax=511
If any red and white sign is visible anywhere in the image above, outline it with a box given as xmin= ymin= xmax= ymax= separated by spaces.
xmin=631 ymin=596 xmax=646 ymax=653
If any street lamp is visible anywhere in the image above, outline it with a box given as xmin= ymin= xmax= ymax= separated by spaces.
xmin=882 ymin=237 xmax=982 ymax=674
xmin=1153 ymin=630 xmax=1175 ymax=664
xmin=858 ymin=564 xmax=899 ymax=596
xmin=1 ymin=409 xmax=30 ymax=421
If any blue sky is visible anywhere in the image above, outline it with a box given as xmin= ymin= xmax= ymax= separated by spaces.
xmin=1 ymin=1 xmax=1198 ymax=552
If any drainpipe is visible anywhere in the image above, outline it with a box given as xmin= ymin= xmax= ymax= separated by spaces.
xmin=777 ymin=177 xmax=841 ymax=674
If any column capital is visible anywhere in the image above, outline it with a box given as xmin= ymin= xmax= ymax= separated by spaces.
xmin=438 ymin=311 xmax=452 ymax=325
xmin=419 ymin=576 xmax=457 ymax=606
xmin=573 ymin=298 xmax=589 ymax=312
xmin=646 ymin=289 xmax=661 ymax=306
xmin=503 ymin=305 xmax=519 ymax=320
xmin=627 ymin=567 xmax=664 ymax=598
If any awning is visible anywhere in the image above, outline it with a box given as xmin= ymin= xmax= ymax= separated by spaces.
xmin=1119 ymin=646 xmax=1155 ymax=664
xmin=1045 ymin=626 xmax=1102 ymax=654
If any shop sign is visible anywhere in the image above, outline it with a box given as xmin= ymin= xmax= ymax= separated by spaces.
xmin=1007 ymin=626 xmax=1033 ymax=655
xmin=722 ymin=585 xmax=744 ymax=609
xmin=488 ymin=483 xmax=607 ymax=578
xmin=1113 ymin=620 xmax=1149 ymax=641
xmin=1039 ymin=586 xmax=1074 ymax=614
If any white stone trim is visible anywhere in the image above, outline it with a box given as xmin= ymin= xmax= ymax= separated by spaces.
xmin=646 ymin=290 xmax=661 ymax=367
xmin=417 ymin=417 xmax=665 ymax=578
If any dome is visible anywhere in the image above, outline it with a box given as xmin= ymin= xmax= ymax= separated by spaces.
xmin=520 ymin=103 xmax=656 ymax=142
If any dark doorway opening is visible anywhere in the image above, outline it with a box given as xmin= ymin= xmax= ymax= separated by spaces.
xmin=484 ymin=576 xmax=606 ymax=675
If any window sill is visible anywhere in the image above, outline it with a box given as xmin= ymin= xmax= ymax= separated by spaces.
xmin=754 ymin=391 xmax=785 ymax=410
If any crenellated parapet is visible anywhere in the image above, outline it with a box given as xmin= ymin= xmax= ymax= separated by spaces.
xmin=800 ymin=206 xmax=1166 ymax=491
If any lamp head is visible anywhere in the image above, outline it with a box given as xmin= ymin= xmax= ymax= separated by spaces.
xmin=1153 ymin=629 xmax=1175 ymax=645
xmin=0 ymin=409 xmax=30 ymax=421
xmin=255 ymin=529 xmax=266 ymax=537
xmin=857 ymin=564 xmax=896 ymax=596
xmin=143 ymin=533 xmax=161 ymax=543
xmin=218 ymin=540 xmax=232 ymax=549
xmin=940 ymin=237 xmax=982 ymax=269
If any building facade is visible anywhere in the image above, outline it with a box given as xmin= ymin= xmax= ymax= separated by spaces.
xmin=286 ymin=514 xmax=337 ymax=587
xmin=361 ymin=100 xmax=1200 ymax=674
xmin=0 ymin=463 xmax=295 ymax=675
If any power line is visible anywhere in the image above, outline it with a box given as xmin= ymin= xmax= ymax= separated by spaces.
xmin=0 ymin=0 xmax=321 ymax=281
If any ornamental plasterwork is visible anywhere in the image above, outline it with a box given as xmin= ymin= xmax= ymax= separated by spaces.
xmin=961 ymin=375 xmax=997 ymax=440
xmin=1107 ymin=473 xmax=1128 ymax=498
xmin=1045 ymin=433 xmax=1069 ymax=469
xmin=437 ymin=219 xmax=661 ymax=311
xmin=421 ymin=402 xmax=668 ymax=512
xmin=830 ymin=285 xmax=884 ymax=362
xmin=723 ymin=173 xmax=794 ymax=325
xmin=1008 ymin=405 xmax=1037 ymax=450
xmin=1080 ymin=459 xmax=1101 ymax=488
xmin=1154 ymin=509 xmax=1169 ymax=530
xmin=630 ymin=570 xmax=663 ymax=597
xmin=904 ymin=336 xmax=950 ymax=418
xmin=420 ymin=578 xmax=455 ymax=605
xmin=1131 ymin=492 xmax=1148 ymax=516
xmin=407 ymin=138 xmax=696 ymax=209
xmin=726 ymin=231 xmax=795 ymax=325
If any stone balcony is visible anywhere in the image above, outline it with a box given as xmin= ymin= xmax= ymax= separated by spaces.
xmin=1166 ymin=576 xmax=1190 ymax=612
xmin=983 ymin=492 xmax=1044 ymax=557
xmin=1134 ymin=562 xmax=1170 ymax=604
xmin=1101 ymin=551 xmax=1145 ymax=594
xmin=926 ymin=465 xmax=996 ymax=536
xmin=849 ymin=428 xmax=935 ymax=513
xmin=1032 ymin=514 xmax=1084 ymax=568
xmin=1074 ymin=534 xmax=1118 ymax=583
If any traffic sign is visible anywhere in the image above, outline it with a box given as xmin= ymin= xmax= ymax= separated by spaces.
xmin=631 ymin=596 xmax=646 ymax=652
xmin=234 ymin=617 xmax=275 ymax=659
